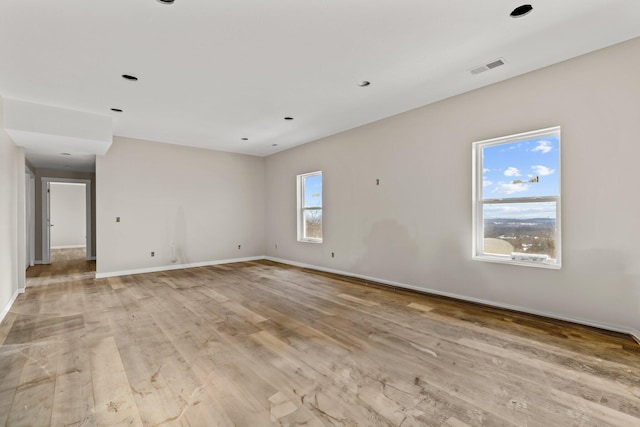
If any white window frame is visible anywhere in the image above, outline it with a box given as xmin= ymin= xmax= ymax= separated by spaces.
xmin=472 ymin=126 xmax=561 ymax=269
xmin=297 ymin=171 xmax=323 ymax=243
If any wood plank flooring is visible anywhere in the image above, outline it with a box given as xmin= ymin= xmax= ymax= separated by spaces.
xmin=1 ymin=251 xmax=639 ymax=426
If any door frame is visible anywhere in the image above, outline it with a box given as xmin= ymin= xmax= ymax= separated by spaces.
xmin=25 ymin=167 xmax=35 ymax=268
xmin=41 ymin=177 xmax=92 ymax=264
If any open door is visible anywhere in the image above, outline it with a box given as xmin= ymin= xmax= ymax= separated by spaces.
xmin=42 ymin=180 xmax=51 ymax=264
xmin=25 ymin=172 xmax=35 ymax=268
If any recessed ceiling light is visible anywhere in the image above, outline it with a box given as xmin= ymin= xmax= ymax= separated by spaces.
xmin=61 ymin=153 xmax=71 ymax=156
xmin=272 ymin=144 xmax=278 ymax=147
xmin=111 ymin=108 xmax=123 ymax=112
xmin=122 ymin=74 xmax=138 ymax=81
xmin=284 ymin=117 xmax=294 ymax=120
xmin=358 ymin=81 xmax=371 ymax=87
xmin=510 ymin=4 xmax=533 ymax=18
xmin=241 ymin=138 xmax=248 ymax=141
xmin=157 ymin=0 xmax=175 ymax=3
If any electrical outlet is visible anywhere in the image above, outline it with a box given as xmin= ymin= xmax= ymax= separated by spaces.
xmin=238 ymin=244 xmax=241 ymax=250
xmin=331 ymin=252 xmax=335 ymax=258
xmin=275 ymin=244 xmax=278 ymax=249
xmin=151 ymin=251 xmax=155 ymax=257
xmin=116 ymin=217 xmax=120 ymax=222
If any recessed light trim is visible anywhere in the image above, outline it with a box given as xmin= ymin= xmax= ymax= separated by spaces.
xmin=510 ymin=4 xmax=533 ymax=18
xmin=241 ymin=138 xmax=248 ymax=141
xmin=284 ymin=117 xmax=294 ymax=121
xmin=272 ymin=144 xmax=278 ymax=147
xmin=358 ymin=81 xmax=371 ymax=87
xmin=156 ymin=0 xmax=175 ymax=3
xmin=122 ymin=74 xmax=138 ymax=81
xmin=111 ymin=108 xmax=123 ymax=112
xmin=61 ymin=153 xmax=71 ymax=156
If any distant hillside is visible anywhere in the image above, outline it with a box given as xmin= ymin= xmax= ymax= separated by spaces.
xmin=484 ymin=218 xmax=556 ymax=258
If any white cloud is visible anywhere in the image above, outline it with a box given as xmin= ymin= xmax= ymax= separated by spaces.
xmin=493 ymin=183 xmax=529 ymax=195
xmin=483 ymin=179 xmax=493 ymax=187
xmin=483 ymin=168 xmax=490 ymax=173
xmin=498 ymin=206 xmax=524 ymax=213
xmin=504 ymin=167 xmax=520 ymax=177
xmin=532 ymin=140 xmax=552 ymax=154
xmin=484 ymin=202 xmax=556 ymax=219
xmin=531 ymin=165 xmax=555 ymax=176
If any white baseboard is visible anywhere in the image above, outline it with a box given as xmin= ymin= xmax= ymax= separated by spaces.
xmin=95 ymin=256 xmax=265 ymax=279
xmin=0 ymin=288 xmax=25 ymax=324
xmin=265 ymin=256 xmax=637 ymax=340
xmin=51 ymin=245 xmax=86 ymax=249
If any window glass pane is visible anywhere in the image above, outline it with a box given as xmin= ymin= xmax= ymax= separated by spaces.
xmin=303 ymin=174 xmax=322 ymax=208
xmin=303 ymin=209 xmax=322 ymax=240
xmin=483 ymin=202 xmax=556 ymax=258
xmin=482 ymin=134 xmax=559 ymax=200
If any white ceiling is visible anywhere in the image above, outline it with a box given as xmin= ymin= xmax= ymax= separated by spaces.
xmin=12 ymin=131 xmax=99 ymax=173
xmin=2 ymin=0 xmax=640 ymax=170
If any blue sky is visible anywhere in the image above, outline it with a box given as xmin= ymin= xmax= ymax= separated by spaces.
xmin=482 ymin=134 xmax=559 ymax=219
xmin=303 ymin=174 xmax=322 ymax=207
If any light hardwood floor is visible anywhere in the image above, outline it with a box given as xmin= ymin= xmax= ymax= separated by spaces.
xmin=1 ymin=250 xmax=638 ymax=426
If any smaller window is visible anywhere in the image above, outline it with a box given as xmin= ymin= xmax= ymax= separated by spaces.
xmin=297 ymin=171 xmax=323 ymax=243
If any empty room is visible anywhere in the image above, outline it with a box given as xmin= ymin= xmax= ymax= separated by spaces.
xmin=1 ymin=1 xmax=639 ymax=426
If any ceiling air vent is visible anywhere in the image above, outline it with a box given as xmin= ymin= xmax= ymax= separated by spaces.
xmin=470 ymin=58 xmax=506 ymax=75
xmin=486 ymin=59 xmax=505 ymax=69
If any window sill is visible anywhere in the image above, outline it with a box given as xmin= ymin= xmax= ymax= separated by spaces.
xmin=298 ymin=239 xmax=323 ymax=244
xmin=473 ymin=254 xmax=561 ymax=269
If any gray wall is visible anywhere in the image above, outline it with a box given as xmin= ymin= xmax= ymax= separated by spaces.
xmin=265 ymin=38 xmax=640 ymax=335
xmin=96 ymin=136 xmax=266 ymax=275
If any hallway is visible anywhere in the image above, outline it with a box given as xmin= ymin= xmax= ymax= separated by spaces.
xmin=26 ymin=248 xmax=95 ymax=287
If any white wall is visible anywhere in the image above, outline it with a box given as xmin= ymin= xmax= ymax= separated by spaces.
xmin=96 ymin=136 xmax=265 ymax=276
xmin=265 ymin=38 xmax=640 ymax=336
xmin=0 ymin=96 xmax=25 ymax=323
xmin=50 ymin=182 xmax=86 ymax=248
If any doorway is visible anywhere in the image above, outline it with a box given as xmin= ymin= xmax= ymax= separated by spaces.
xmin=25 ymin=170 xmax=35 ymax=269
xmin=41 ymin=177 xmax=92 ymax=265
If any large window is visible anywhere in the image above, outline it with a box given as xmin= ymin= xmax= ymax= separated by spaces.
xmin=297 ymin=171 xmax=322 ymax=243
xmin=473 ymin=127 xmax=561 ymax=268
